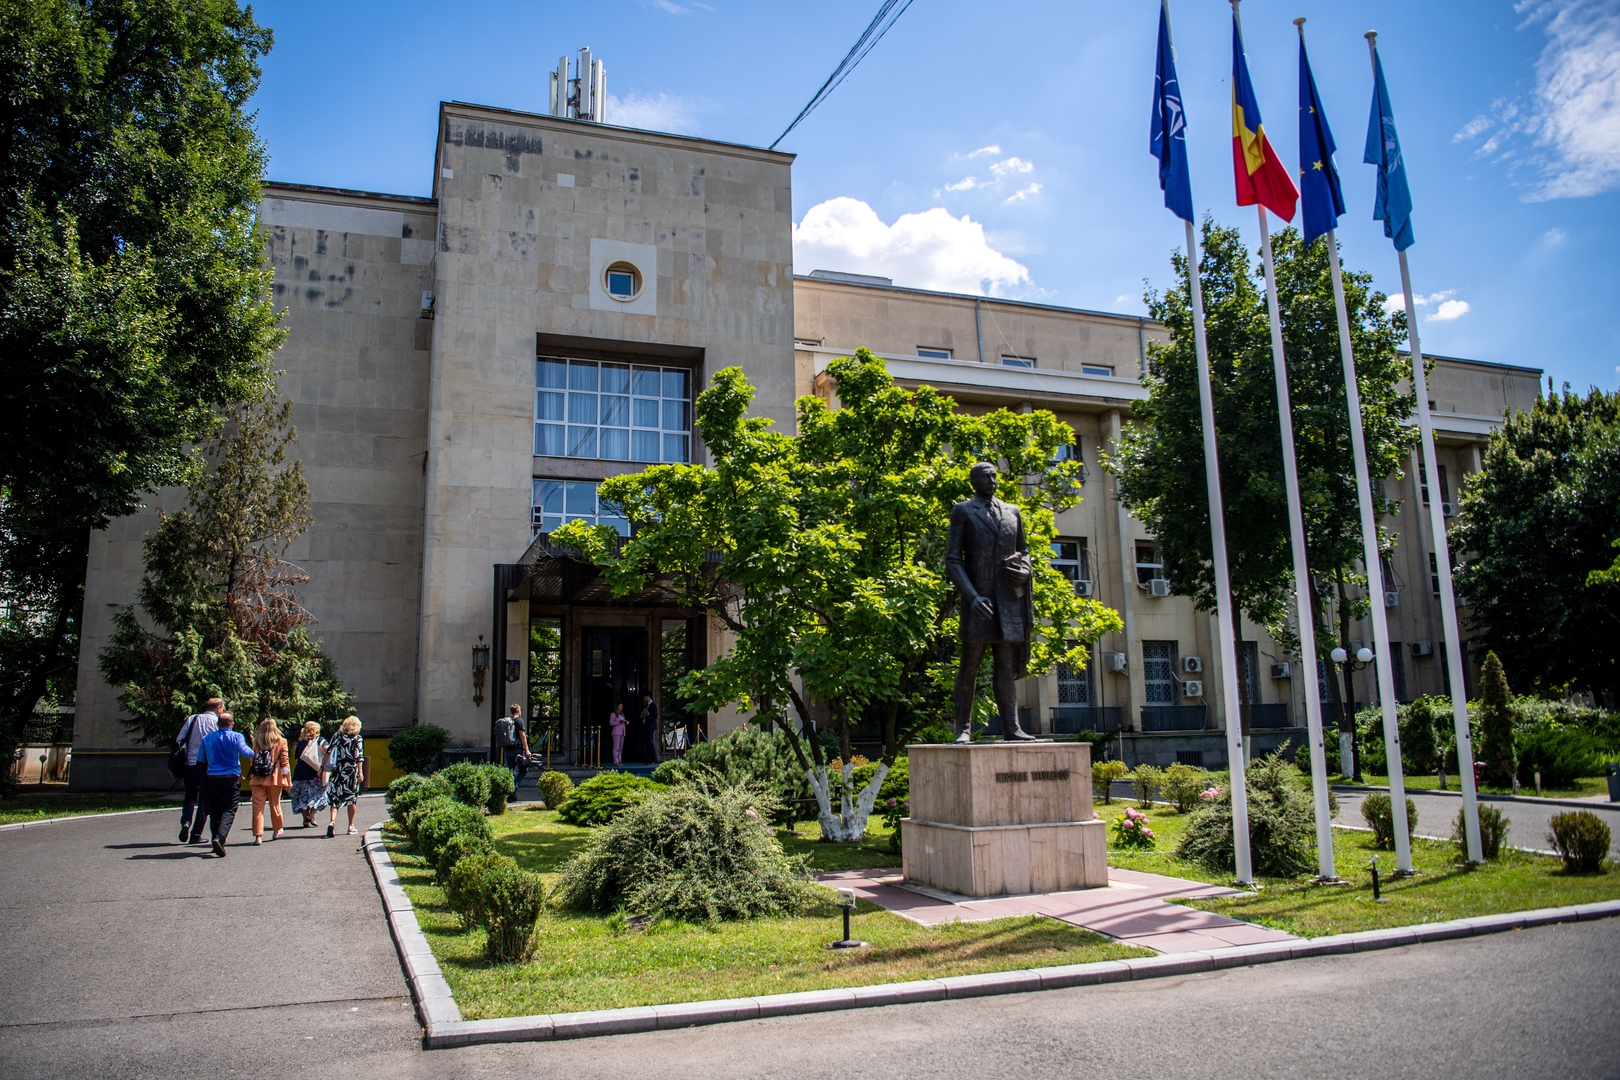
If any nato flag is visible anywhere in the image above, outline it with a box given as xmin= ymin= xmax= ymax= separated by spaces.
xmin=1298 ymin=37 xmax=1345 ymax=248
xmin=1363 ymin=47 xmax=1415 ymax=251
xmin=1150 ymin=2 xmax=1194 ymax=223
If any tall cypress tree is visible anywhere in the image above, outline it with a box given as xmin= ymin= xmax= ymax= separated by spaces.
xmin=1476 ymin=651 xmax=1517 ymax=788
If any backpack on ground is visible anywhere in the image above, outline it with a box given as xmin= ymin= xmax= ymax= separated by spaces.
xmin=495 ymin=716 xmax=517 ymax=747
xmin=168 ymin=717 xmax=197 ymax=779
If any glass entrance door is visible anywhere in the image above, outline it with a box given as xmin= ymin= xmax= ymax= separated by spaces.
xmin=582 ymin=627 xmax=649 ymax=764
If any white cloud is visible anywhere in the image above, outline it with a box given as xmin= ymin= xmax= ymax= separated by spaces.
xmin=1453 ymin=1 xmax=1620 ymax=199
xmin=967 ymin=145 xmax=1002 ymax=157
xmin=1002 ymin=182 xmax=1042 ymax=205
xmin=1542 ymin=226 xmax=1569 ymax=246
xmin=1383 ymin=289 xmax=1469 ymax=321
xmin=606 ymin=92 xmax=698 ymax=134
xmin=792 ymin=197 xmax=1031 ymax=296
xmin=649 ymin=0 xmax=688 ymax=13
xmin=989 ymin=156 xmax=1034 ymax=177
xmin=944 ymin=176 xmax=980 ymax=191
xmin=1429 ymin=299 xmax=1471 ymax=321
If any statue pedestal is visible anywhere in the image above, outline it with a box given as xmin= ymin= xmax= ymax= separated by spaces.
xmin=901 ymin=743 xmax=1107 ymax=898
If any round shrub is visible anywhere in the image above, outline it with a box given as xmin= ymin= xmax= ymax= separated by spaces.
xmin=1162 ymin=763 xmax=1211 ymax=814
xmin=388 ymin=724 xmax=449 ymax=775
xmin=445 ymin=851 xmax=516 ymax=928
xmin=1547 ymin=810 xmax=1610 ymax=873
xmin=480 ymin=861 xmax=547 ymax=962
xmin=389 ymin=774 xmax=451 ymax=830
xmin=400 ymin=793 xmax=456 ymax=840
xmin=387 ymin=773 xmax=435 ymax=806
xmin=1176 ymin=751 xmax=1316 ymax=878
xmin=437 ymin=762 xmax=493 ymax=810
xmin=553 ymin=784 xmax=818 ymax=921
xmin=414 ymin=800 xmax=492 ymax=866
xmin=1111 ymin=806 xmax=1156 ymax=849
xmin=477 ymin=763 xmax=515 ymax=815
xmin=1453 ymin=804 xmax=1509 ymax=861
xmin=434 ymin=829 xmax=495 ymax=884
xmin=536 ymin=770 xmax=574 ymax=810
xmin=1361 ymin=792 xmax=1417 ymax=850
xmin=555 ymin=771 xmax=663 ymax=826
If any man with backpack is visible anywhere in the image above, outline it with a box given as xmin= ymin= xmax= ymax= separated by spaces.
xmin=500 ymin=704 xmax=531 ymax=801
xmin=175 ymin=698 xmax=223 ymax=844
xmin=197 ymin=712 xmax=255 ymax=857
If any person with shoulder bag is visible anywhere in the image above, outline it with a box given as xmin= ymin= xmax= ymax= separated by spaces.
xmin=175 ymin=698 xmax=223 ymax=844
xmin=290 ymin=721 xmax=329 ymax=828
xmin=249 ymin=718 xmax=292 ymax=845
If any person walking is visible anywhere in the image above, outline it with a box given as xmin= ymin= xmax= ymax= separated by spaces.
xmin=249 ymin=718 xmax=292 ymax=845
xmin=608 ymin=702 xmax=627 ymax=765
xmin=324 ymin=716 xmax=365 ymax=837
xmin=198 ymin=712 xmax=255 ymax=857
xmin=177 ymin=698 xmax=222 ymax=844
xmin=290 ymin=721 xmax=329 ymax=828
xmin=505 ymin=704 xmax=531 ymax=801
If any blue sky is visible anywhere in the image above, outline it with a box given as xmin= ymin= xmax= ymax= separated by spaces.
xmin=250 ymin=1 xmax=1618 ymax=392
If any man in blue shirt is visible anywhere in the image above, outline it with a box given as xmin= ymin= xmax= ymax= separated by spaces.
xmin=198 ymin=713 xmax=255 ymax=857
xmin=177 ymin=698 xmax=223 ymax=844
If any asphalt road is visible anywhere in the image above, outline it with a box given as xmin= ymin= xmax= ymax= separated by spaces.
xmin=1333 ymin=787 xmax=1620 ymax=858
xmin=3 ymin=801 xmax=1618 ymax=1080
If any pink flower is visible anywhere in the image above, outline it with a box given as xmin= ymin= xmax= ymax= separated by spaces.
xmin=1142 ymin=828 xmax=1155 ymax=837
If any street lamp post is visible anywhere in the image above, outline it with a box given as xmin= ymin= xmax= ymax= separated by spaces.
xmin=1330 ymin=645 xmax=1374 ymax=784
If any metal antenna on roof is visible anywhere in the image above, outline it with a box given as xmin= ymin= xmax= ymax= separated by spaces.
xmin=550 ymin=48 xmax=606 ymax=122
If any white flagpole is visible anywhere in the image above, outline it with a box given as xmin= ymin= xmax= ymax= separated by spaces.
xmin=1165 ymin=0 xmax=1252 ymax=886
xmin=1257 ymin=203 xmax=1337 ymax=879
xmin=1184 ymin=215 xmax=1254 ymax=887
xmin=1367 ymin=30 xmax=1482 ymax=860
xmin=1325 ymin=225 xmax=1414 ymax=874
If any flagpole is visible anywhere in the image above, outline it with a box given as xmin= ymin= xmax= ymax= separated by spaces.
xmin=1184 ymin=213 xmax=1254 ymax=887
xmin=1324 ymin=223 xmax=1414 ymax=874
xmin=1369 ymin=30 xmax=1483 ymax=863
xmin=1255 ymin=201 xmax=1337 ymax=878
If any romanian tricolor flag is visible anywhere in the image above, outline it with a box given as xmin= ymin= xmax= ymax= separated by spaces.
xmin=1231 ymin=16 xmax=1298 ymax=221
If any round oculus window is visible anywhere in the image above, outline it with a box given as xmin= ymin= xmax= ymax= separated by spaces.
xmin=603 ymin=261 xmax=643 ymax=301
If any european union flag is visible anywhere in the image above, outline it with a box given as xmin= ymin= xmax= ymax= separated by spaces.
xmin=1363 ymin=47 xmax=1414 ymax=251
xmin=1150 ymin=2 xmax=1194 ymax=223
xmin=1298 ymin=36 xmax=1345 ymax=248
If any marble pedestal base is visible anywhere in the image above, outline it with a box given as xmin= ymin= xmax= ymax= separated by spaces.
xmin=900 ymin=818 xmax=1108 ymax=897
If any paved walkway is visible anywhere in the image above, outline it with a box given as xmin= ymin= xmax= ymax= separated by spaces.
xmin=819 ymin=867 xmax=1295 ymax=954
xmin=1333 ymin=787 xmax=1620 ymax=858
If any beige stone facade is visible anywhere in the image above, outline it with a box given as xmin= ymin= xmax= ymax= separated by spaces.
xmin=67 ymin=98 xmax=1541 ymax=788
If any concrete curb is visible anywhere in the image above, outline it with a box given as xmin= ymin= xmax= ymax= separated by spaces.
xmin=362 ymin=821 xmax=463 ymax=1031
xmin=1333 ymin=784 xmax=1620 ymax=812
xmin=0 ymin=804 xmax=177 ymax=832
xmin=358 ymin=820 xmax=1620 ymax=1049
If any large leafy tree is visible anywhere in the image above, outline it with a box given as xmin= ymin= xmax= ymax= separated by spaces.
xmin=1452 ymin=387 xmax=1620 ymax=699
xmin=99 ymin=393 xmax=352 ymax=743
xmin=0 ymin=1 xmax=281 ymax=772
xmin=1110 ymin=220 xmax=1412 ymax=735
xmin=557 ymin=351 xmax=1121 ymax=840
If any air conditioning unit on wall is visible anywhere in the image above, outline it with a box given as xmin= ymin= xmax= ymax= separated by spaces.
xmin=1411 ymin=640 xmax=1434 ymax=656
xmin=1270 ymin=662 xmax=1292 ymax=679
xmin=1074 ymin=579 xmax=1094 ymax=598
xmin=1441 ymin=502 xmax=1458 ymax=517
xmin=1182 ymin=679 xmax=1204 ymax=698
xmin=1384 ymin=590 xmax=1400 ymax=608
xmin=1104 ymin=651 xmax=1128 ymax=673
xmin=1183 ymin=655 xmax=1202 ymax=673
xmin=1149 ymin=578 xmax=1171 ymax=598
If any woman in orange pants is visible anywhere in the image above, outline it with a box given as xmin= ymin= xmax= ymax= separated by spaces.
xmin=250 ymin=718 xmax=292 ymax=844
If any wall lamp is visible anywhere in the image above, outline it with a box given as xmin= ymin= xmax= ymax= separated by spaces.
xmin=472 ymin=635 xmax=490 ymax=706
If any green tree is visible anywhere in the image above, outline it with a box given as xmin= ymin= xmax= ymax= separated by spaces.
xmin=1110 ymin=220 xmax=1412 ymax=743
xmin=1451 ymin=387 xmax=1619 ymax=699
xmin=1475 ymin=651 xmax=1517 ymax=787
xmin=556 ymin=351 xmax=1121 ymax=840
xmin=99 ymin=393 xmax=351 ymax=743
xmin=0 ymin=0 xmax=281 ymax=778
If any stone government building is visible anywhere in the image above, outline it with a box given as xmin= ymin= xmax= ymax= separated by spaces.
xmin=66 ymin=97 xmax=1541 ymax=791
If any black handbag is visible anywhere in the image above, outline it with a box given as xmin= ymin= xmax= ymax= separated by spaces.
xmin=168 ymin=717 xmax=195 ymax=779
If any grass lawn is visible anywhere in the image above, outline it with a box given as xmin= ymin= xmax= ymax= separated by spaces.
xmin=1092 ymin=799 xmax=1620 ymax=937
xmin=389 ymin=805 xmax=1147 ymax=1019
xmin=0 ymin=792 xmax=178 ymax=826
xmin=1339 ymin=774 xmax=1610 ymax=801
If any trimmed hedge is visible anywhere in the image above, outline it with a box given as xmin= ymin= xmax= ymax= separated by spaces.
xmin=480 ymin=860 xmax=547 ymax=961
xmin=437 ymin=762 xmax=492 ymax=810
xmin=478 ymin=763 xmax=516 ymax=814
xmin=415 ymin=800 xmax=492 ymax=865
xmin=388 ymin=725 xmax=449 ymax=775
xmin=445 ymin=851 xmax=514 ymax=928
xmin=537 ymin=770 xmax=574 ymax=810
xmin=434 ymin=829 xmax=495 ymax=884
xmin=555 ymin=771 xmax=663 ymax=826
xmin=400 ymin=793 xmax=456 ymax=840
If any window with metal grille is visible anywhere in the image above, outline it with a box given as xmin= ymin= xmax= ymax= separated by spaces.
xmin=536 ymin=357 xmax=689 ymax=464
xmin=1241 ymin=641 xmax=1260 ymax=704
xmin=1057 ymin=651 xmax=1093 ymax=705
xmin=1143 ymin=641 xmax=1176 ymax=704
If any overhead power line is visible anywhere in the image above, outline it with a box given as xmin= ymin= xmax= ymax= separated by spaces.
xmin=769 ymin=0 xmax=918 ymax=150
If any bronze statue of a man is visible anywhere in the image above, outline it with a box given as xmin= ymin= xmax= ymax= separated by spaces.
xmin=945 ymin=462 xmax=1036 ymax=743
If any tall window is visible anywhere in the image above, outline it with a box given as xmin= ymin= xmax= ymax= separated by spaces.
xmin=1240 ymin=641 xmax=1259 ymax=704
xmin=1050 ymin=539 xmax=1090 ymax=586
xmin=536 ymin=357 xmax=690 ymax=464
xmin=1135 ymin=542 xmax=1163 ymax=587
xmin=1390 ymin=644 xmax=1408 ymax=702
xmin=1429 ymin=552 xmax=1440 ymax=595
xmin=528 ymin=618 xmax=562 ymax=745
xmin=1057 ymin=652 xmax=1093 ymax=705
xmin=1143 ymin=641 xmax=1176 ymax=704
xmin=532 ymin=480 xmax=629 ymax=537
